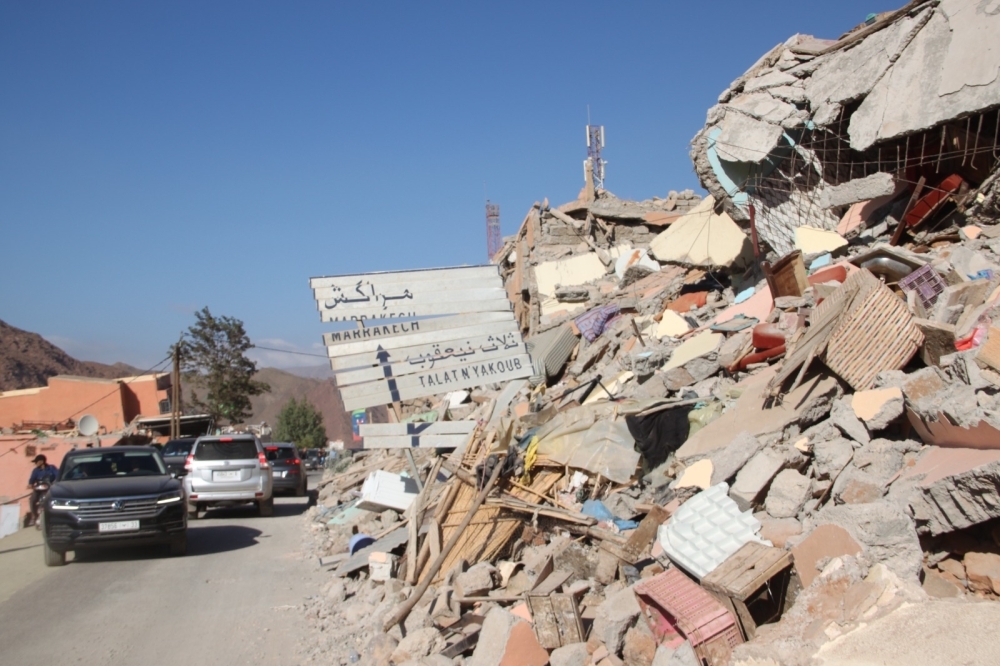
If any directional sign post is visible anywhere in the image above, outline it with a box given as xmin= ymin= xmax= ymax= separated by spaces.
xmin=310 ymin=265 xmax=535 ymax=414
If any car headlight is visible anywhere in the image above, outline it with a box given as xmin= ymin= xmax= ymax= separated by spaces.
xmin=157 ymin=491 xmax=184 ymax=505
xmin=50 ymin=499 xmax=79 ymax=511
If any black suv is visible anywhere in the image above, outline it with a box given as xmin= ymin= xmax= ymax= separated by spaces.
xmin=42 ymin=446 xmax=187 ymax=566
xmin=265 ymin=443 xmax=307 ymax=496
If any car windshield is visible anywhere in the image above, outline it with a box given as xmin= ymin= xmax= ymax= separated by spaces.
xmin=266 ymin=447 xmax=297 ymax=461
xmin=194 ymin=439 xmax=258 ymax=460
xmin=61 ymin=451 xmax=166 ymax=480
xmin=162 ymin=440 xmax=194 ymax=456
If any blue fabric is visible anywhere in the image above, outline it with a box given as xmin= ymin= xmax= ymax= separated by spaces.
xmin=29 ymin=464 xmax=57 ymax=485
xmin=581 ymin=499 xmax=639 ymax=531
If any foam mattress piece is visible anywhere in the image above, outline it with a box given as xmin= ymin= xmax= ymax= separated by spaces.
xmin=658 ymin=483 xmax=770 ymax=579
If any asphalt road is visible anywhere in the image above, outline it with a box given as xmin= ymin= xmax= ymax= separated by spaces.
xmin=0 ymin=472 xmax=324 ymax=666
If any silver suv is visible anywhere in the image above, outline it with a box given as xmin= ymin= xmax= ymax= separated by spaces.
xmin=183 ymin=434 xmax=274 ymax=518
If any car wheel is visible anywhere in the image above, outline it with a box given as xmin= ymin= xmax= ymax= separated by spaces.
xmin=187 ymin=505 xmax=200 ymax=520
xmin=43 ymin=539 xmax=66 ymax=567
xmin=169 ymin=534 xmax=187 ymax=556
xmin=258 ymin=497 xmax=274 ymax=517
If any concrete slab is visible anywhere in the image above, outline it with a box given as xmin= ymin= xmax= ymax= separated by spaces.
xmin=676 ymin=367 xmax=841 ymax=461
xmin=791 ymin=524 xmax=863 ymax=588
xmin=663 ymin=331 xmax=723 ymax=372
xmin=795 ymin=226 xmax=848 ymax=254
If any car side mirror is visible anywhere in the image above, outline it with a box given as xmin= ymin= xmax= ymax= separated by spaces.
xmin=170 ymin=472 xmax=179 ymax=479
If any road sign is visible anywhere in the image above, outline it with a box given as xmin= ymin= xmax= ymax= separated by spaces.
xmin=310 ymin=264 xmax=531 ymax=412
xmin=329 ymin=332 xmax=525 ymax=372
xmin=322 ymin=312 xmax=513 ymax=347
xmin=359 ymin=421 xmax=477 ymax=449
xmin=319 ymin=299 xmax=512 ymax=322
xmin=334 ymin=342 xmax=527 ymax=387
xmin=310 ymin=265 xmax=500 ymax=290
xmin=326 ymin=319 xmax=520 ymax=358
xmin=338 ymin=351 xmax=533 ymax=411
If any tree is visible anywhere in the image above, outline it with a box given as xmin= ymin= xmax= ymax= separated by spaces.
xmin=178 ymin=307 xmax=269 ymax=424
xmin=274 ymin=397 xmax=327 ymax=450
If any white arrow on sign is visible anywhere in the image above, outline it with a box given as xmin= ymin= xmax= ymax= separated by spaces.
xmin=323 ymin=311 xmax=514 ymax=347
xmin=334 ymin=342 xmax=527 ymax=387
xmin=360 ymin=422 xmax=477 ymax=436
xmin=338 ymin=350 xmax=533 ymax=412
xmin=310 ymin=265 xmax=500 ymax=290
xmin=329 ymin=332 xmax=525 ymax=372
xmin=361 ymin=434 xmax=473 ymax=450
xmin=319 ymin=298 xmax=512 ymax=322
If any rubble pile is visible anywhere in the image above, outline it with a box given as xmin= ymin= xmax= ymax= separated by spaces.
xmin=299 ymin=3 xmax=1000 ymax=664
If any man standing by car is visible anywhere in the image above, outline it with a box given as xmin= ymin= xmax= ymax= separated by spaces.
xmin=27 ymin=454 xmax=58 ymax=528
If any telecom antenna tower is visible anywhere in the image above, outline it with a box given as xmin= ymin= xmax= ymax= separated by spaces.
xmin=486 ymin=201 xmax=502 ymax=262
xmin=585 ymin=124 xmax=606 ymax=190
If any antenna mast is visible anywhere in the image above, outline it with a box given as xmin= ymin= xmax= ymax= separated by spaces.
xmin=585 ymin=123 xmax=606 ymax=190
xmin=485 ymin=201 xmax=501 ymax=262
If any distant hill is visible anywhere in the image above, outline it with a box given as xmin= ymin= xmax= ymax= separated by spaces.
xmin=280 ymin=364 xmax=336 ymax=381
xmin=250 ymin=367 xmax=354 ymax=446
xmin=0 ymin=319 xmax=143 ymax=391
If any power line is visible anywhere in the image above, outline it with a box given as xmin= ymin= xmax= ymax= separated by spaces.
xmin=252 ymin=345 xmax=329 ymax=359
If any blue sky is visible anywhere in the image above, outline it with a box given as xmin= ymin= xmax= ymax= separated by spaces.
xmin=1 ymin=1 xmax=893 ymax=370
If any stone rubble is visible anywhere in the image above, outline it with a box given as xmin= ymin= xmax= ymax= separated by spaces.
xmin=296 ymin=3 xmax=1000 ymax=664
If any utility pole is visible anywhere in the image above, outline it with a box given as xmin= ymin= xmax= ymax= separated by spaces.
xmin=170 ymin=344 xmax=181 ymax=439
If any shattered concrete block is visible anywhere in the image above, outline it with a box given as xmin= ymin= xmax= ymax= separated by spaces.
xmin=364 ymin=634 xmax=399 ymax=664
xmin=663 ymin=331 xmax=723 ymax=372
xmin=813 ymin=501 xmax=923 ymax=582
xmin=914 ymin=318 xmax=957 ymax=367
xmin=709 ymin=431 xmax=765 ymax=485
xmin=851 ymin=387 xmax=904 ymax=430
xmin=662 ymin=366 xmax=697 ymax=391
xmin=830 ymin=398 xmax=871 ymax=445
xmin=764 ymin=469 xmax=811 ymax=519
xmin=812 ymin=437 xmax=854 ymax=480
xmin=550 ymin=642 xmax=590 ymax=666
xmin=455 ymin=562 xmax=497 ymax=598
xmin=623 ymin=623 xmax=658 ymax=666
xmin=832 ymin=466 xmax=886 ymax=505
xmin=730 ymin=448 xmax=787 ymax=511
xmin=662 ymin=641 xmax=700 ymax=666
xmin=555 ymin=285 xmax=591 ymax=303
xmin=469 ymin=607 xmax=548 ymax=666
xmin=757 ymin=515 xmax=803 ymax=549
xmin=389 ymin=627 xmax=445 ymax=663
xmin=790 ymin=524 xmax=864 ymax=588
xmin=963 ymin=552 xmax=1000 ymax=596
xmin=891 ymin=446 xmax=1000 ymax=536
xmin=592 ymin=584 xmax=642 ymax=656
xmin=683 ymin=357 xmax=721 ymax=383
xmin=820 ymin=172 xmax=897 ymax=209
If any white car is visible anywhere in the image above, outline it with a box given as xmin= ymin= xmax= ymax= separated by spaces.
xmin=183 ymin=434 xmax=274 ymax=518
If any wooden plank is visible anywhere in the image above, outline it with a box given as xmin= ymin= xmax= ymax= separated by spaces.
xmin=310 ymin=265 xmax=500 ymax=290
xmin=314 ymin=275 xmax=502 ymax=300
xmin=316 ymin=287 xmax=507 ymax=312
xmin=330 ymin=334 xmax=524 ymax=372
xmin=361 ymin=434 xmax=473 ymax=449
xmin=360 ymin=422 xmax=477 ymax=437
xmin=340 ymin=354 xmax=533 ymax=411
xmin=325 ymin=320 xmax=521 ymax=358
xmin=322 ymin=312 xmax=514 ymax=346
xmin=622 ymin=505 xmax=670 ymax=562
xmin=319 ymin=298 xmax=512 ymax=322
xmin=334 ymin=343 xmax=527 ymax=386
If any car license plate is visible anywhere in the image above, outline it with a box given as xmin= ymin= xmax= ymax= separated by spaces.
xmin=214 ymin=470 xmax=241 ymax=481
xmin=99 ymin=520 xmax=140 ymax=533
xmin=272 ymin=470 xmax=283 ymax=478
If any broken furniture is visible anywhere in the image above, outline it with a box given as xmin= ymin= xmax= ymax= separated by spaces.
xmin=524 ymin=593 xmax=584 ymax=649
xmin=634 ymin=567 xmax=745 ymax=666
xmin=701 ymin=541 xmax=794 ymax=640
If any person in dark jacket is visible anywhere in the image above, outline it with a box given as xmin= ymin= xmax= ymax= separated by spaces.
xmin=27 ymin=454 xmax=58 ymax=528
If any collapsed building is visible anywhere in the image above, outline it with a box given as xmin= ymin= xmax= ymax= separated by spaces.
xmin=299 ymin=2 xmax=1000 ymax=665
